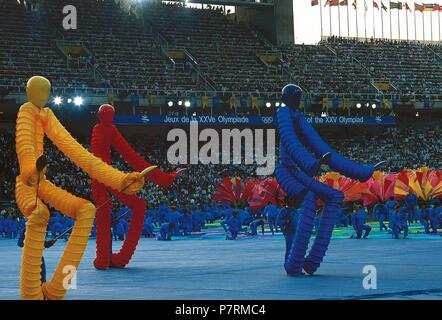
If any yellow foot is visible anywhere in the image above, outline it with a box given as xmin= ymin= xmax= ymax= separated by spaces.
xmin=41 ymin=282 xmax=50 ymax=300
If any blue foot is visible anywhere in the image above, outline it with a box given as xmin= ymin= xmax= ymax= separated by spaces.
xmin=303 ymin=259 xmax=317 ymax=275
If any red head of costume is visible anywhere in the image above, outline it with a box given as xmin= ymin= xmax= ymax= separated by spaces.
xmin=98 ymin=104 xmax=115 ymax=126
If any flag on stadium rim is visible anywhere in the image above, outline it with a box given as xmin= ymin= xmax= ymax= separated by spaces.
xmin=415 ymin=2 xmax=424 ymax=11
xmin=422 ymin=3 xmax=441 ymax=11
xmin=352 ymin=0 xmax=357 ymax=9
xmin=311 ymin=0 xmax=319 ymax=6
xmin=381 ymin=2 xmax=388 ymax=10
xmin=325 ymin=0 xmax=340 ymax=6
xmin=373 ymin=1 xmax=380 ymax=9
xmin=340 ymin=0 xmax=348 ymax=6
xmin=390 ymin=1 xmax=403 ymax=9
xmin=404 ymin=2 xmax=412 ymax=11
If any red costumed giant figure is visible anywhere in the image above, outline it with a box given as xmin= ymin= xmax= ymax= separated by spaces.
xmin=91 ymin=104 xmax=181 ymax=270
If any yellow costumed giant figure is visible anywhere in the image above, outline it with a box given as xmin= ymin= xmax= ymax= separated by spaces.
xmin=15 ymin=76 xmax=145 ymax=300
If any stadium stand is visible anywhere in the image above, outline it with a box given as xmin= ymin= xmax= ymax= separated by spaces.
xmin=0 ymin=0 xmax=93 ymax=90
xmin=142 ymin=2 xmax=288 ymax=94
xmin=1 ymin=0 xmax=442 ymax=105
xmin=280 ymin=43 xmax=376 ymax=96
xmin=44 ymin=0 xmax=199 ymax=94
xmin=324 ymin=37 xmax=442 ymax=96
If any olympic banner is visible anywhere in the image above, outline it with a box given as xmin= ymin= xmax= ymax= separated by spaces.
xmin=115 ymin=115 xmax=396 ymax=126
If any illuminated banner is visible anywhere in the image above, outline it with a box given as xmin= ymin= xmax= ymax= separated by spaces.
xmin=115 ymin=115 xmax=396 ymax=126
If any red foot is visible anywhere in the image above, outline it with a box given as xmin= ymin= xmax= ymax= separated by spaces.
xmin=93 ymin=257 xmax=110 ymax=270
xmin=110 ymin=253 xmax=127 ymax=269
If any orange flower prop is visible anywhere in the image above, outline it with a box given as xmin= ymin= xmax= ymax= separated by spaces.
xmin=319 ymin=172 xmax=367 ymax=205
xmin=361 ymin=171 xmax=398 ymax=206
xmin=395 ymin=167 xmax=442 ymax=202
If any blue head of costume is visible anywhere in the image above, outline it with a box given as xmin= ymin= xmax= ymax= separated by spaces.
xmin=281 ymin=84 xmax=302 ymax=111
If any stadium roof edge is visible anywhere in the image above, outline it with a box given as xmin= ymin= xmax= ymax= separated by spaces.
xmin=164 ymin=0 xmax=274 ymax=7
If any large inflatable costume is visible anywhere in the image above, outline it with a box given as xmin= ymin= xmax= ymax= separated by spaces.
xmin=15 ymin=77 xmax=145 ymax=299
xmin=275 ymin=84 xmax=382 ymax=276
xmin=91 ymin=104 xmax=180 ymax=269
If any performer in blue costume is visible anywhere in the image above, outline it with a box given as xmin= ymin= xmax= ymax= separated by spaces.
xmin=373 ymin=202 xmax=388 ymax=232
xmin=225 ymin=211 xmax=241 ymax=240
xmin=350 ymin=203 xmax=372 ymax=239
xmin=167 ymin=206 xmax=181 ymax=236
xmin=405 ymin=194 xmax=419 ymax=225
xmin=335 ymin=206 xmax=349 ymax=227
xmin=264 ymin=204 xmax=279 ymax=234
xmin=390 ymin=204 xmax=409 ymax=239
xmin=429 ymin=200 xmax=441 ymax=233
xmin=142 ymin=214 xmax=155 ymax=238
xmin=275 ymin=84 xmax=384 ymax=276
xmin=419 ymin=203 xmax=432 ymax=234
xmin=157 ymin=223 xmax=175 ymax=241
xmin=249 ymin=219 xmax=265 ymax=236
xmin=277 ymin=206 xmax=298 ymax=263
xmin=179 ymin=209 xmax=192 ymax=236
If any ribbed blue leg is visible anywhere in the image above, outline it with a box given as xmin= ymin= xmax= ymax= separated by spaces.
xmin=303 ymin=191 xmax=343 ymax=275
xmin=275 ymin=165 xmax=305 ymax=199
xmin=284 ymin=191 xmax=316 ymax=276
xmin=286 ymin=170 xmax=344 ymax=275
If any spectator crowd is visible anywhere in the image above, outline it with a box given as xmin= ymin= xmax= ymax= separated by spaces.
xmin=0 ymin=125 xmax=440 ymax=206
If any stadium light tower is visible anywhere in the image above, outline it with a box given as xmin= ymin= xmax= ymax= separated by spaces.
xmin=74 ymin=96 xmax=83 ymax=106
xmin=184 ymin=100 xmax=191 ymax=108
xmin=371 ymin=104 xmax=376 ymax=109
xmin=53 ymin=96 xmax=63 ymax=105
xmin=356 ymin=103 xmax=362 ymax=109
xmin=168 ymin=101 xmax=174 ymax=107
xmin=265 ymin=102 xmax=271 ymax=108
xmin=178 ymin=100 xmax=183 ymax=106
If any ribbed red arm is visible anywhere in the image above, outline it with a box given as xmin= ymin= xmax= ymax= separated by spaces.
xmin=109 ymin=125 xmax=176 ymax=188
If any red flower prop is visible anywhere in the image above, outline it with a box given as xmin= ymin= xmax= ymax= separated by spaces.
xmin=212 ymin=177 xmax=255 ymax=207
xmin=395 ymin=167 xmax=442 ymax=202
xmin=248 ymin=177 xmax=286 ymax=209
xmin=361 ymin=171 xmax=398 ymax=206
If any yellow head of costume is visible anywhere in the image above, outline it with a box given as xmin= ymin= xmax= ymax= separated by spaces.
xmin=26 ymin=76 xmax=51 ymax=108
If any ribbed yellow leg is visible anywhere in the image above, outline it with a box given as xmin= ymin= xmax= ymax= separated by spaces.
xmin=15 ymin=176 xmax=49 ymax=300
xmin=38 ymin=179 xmax=95 ymax=300
xmin=15 ymin=177 xmax=95 ymax=300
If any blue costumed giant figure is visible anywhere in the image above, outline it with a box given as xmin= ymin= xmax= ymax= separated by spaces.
xmin=275 ymin=84 xmax=384 ymax=276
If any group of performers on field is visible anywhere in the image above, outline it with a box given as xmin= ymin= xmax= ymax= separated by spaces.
xmin=9 ymin=195 xmax=441 ymax=241
xmin=8 ymin=197 xmax=440 ymax=243
xmin=14 ymin=76 xmax=440 ymax=299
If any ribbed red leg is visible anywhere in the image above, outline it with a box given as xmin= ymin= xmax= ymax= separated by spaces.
xmin=109 ymin=191 xmax=146 ymax=268
xmin=92 ymin=181 xmax=112 ymax=270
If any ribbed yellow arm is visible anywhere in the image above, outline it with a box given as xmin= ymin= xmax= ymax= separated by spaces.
xmin=41 ymin=108 xmax=130 ymax=192
xmin=16 ymin=103 xmax=40 ymax=186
